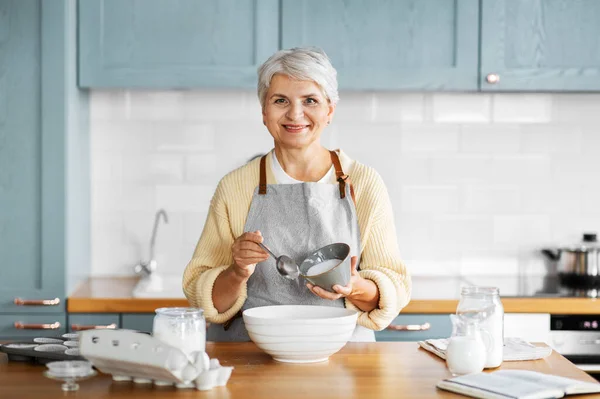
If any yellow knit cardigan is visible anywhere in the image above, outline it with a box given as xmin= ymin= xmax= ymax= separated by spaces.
xmin=182 ymin=150 xmax=411 ymax=331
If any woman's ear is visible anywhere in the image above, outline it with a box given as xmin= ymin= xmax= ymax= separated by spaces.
xmin=327 ymin=103 xmax=336 ymax=119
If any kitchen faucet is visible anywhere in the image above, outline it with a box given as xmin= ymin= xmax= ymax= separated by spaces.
xmin=134 ymin=209 xmax=169 ymax=276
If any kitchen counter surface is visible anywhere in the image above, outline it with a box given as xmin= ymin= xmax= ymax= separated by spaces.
xmin=67 ymin=276 xmax=600 ymax=314
xmin=1 ymin=342 xmax=598 ymax=398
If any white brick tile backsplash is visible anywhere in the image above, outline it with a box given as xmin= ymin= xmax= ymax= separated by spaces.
xmin=489 ymin=155 xmax=552 ymax=184
xmin=185 ymin=154 xmax=219 ymax=183
xmin=493 ymin=94 xmax=552 ymax=123
xmin=553 ymin=94 xmax=600 ymax=123
xmin=129 ymin=91 xmax=185 ymax=121
xmin=432 ymin=94 xmax=491 ymax=123
xmin=520 ymin=185 xmax=582 ymax=214
xmin=334 ymin=92 xmax=376 ymax=122
xmin=401 ymin=186 xmax=459 ymax=214
xmin=92 ymin=152 xmax=123 ymax=182
xmin=154 ymin=124 xmax=216 ymax=152
xmin=462 ymin=185 xmax=521 ymax=214
xmin=400 ymin=125 xmax=460 ymax=153
xmin=155 ymin=185 xmax=213 ymax=213
xmin=183 ymin=90 xmax=247 ymax=121
xmin=460 ymin=255 xmax=519 ymax=276
xmin=430 ymin=156 xmax=491 ymax=184
xmin=581 ymin=126 xmax=600 ymax=156
xmin=373 ymin=93 xmax=425 ymax=122
xmin=182 ymin=211 xmax=209 ymax=248
xmin=432 ymin=215 xmax=493 ymax=251
xmin=90 ymin=91 xmax=130 ymax=121
xmin=460 ymin=125 xmax=521 ymax=153
xmin=493 ymin=215 xmax=552 ymax=247
xmin=520 ymin=125 xmax=582 ymax=154
xmin=90 ymin=91 xmax=600 ymax=276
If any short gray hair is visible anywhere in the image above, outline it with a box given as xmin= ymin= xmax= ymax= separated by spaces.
xmin=257 ymin=47 xmax=339 ymax=109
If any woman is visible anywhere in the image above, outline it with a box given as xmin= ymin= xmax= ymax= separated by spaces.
xmin=183 ymin=47 xmax=411 ymax=342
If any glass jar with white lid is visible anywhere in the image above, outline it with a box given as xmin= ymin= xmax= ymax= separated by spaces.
xmin=153 ymin=307 xmax=206 ymax=357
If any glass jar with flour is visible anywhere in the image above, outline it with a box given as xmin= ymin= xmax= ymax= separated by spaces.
xmin=153 ymin=307 xmax=206 ymax=358
xmin=456 ymin=286 xmax=504 ymax=368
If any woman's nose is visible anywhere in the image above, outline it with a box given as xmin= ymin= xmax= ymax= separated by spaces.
xmin=286 ymin=103 xmax=304 ymax=120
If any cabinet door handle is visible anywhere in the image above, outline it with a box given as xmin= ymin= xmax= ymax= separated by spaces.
xmin=14 ymin=297 xmax=61 ymax=306
xmin=386 ymin=322 xmax=431 ymax=332
xmin=71 ymin=323 xmax=117 ymax=331
xmin=14 ymin=321 xmax=61 ymax=330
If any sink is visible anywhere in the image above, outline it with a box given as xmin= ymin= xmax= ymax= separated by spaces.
xmin=132 ymin=274 xmax=186 ymax=298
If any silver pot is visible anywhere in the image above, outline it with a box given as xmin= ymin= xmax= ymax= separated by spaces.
xmin=542 ymin=233 xmax=600 ymax=297
xmin=542 ymin=233 xmax=600 ymax=276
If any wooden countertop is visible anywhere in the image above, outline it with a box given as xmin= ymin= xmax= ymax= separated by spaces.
xmin=1 ymin=342 xmax=598 ymax=398
xmin=67 ymin=277 xmax=600 ymax=314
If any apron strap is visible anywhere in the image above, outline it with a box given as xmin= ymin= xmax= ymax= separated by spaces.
xmin=330 ymin=150 xmax=356 ymax=204
xmin=258 ymin=154 xmax=268 ymax=195
xmin=260 ymin=150 xmax=355 ymax=204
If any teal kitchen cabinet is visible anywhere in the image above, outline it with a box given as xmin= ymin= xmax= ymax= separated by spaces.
xmin=67 ymin=314 xmax=120 ymax=333
xmin=481 ymin=0 xmax=600 ymax=91
xmin=121 ymin=314 xmax=155 ymax=333
xmin=375 ymin=314 xmax=451 ymax=342
xmin=78 ymin=0 xmax=279 ymax=88
xmin=0 ymin=0 xmax=89 ymax=337
xmin=281 ymin=0 xmax=479 ymax=91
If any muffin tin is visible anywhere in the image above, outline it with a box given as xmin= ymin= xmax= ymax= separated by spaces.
xmin=0 ymin=334 xmax=84 ymax=364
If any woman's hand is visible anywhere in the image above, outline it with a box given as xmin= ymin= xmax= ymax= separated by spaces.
xmin=306 ymin=256 xmax=380 ymax=312
xmin=230 ymin=231 xmax=269 ymax=279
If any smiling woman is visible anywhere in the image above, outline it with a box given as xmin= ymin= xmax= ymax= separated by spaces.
xmin=182 ymin=47 xmax=412 ymax=343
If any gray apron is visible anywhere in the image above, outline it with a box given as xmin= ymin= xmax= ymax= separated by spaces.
xmin=207 ymin=151 xmax=375 ymax=342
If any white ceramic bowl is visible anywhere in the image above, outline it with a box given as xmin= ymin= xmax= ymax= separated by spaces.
xmin=242 ymin=305 xmax=358 ymax=363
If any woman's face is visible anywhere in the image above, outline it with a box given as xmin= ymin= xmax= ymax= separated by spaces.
xmin=263 ymin=74 xmax=335 ymax=150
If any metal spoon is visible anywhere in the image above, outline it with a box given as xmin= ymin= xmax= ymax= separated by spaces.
xmin=258 ymin=242 xmax=300 ymax=280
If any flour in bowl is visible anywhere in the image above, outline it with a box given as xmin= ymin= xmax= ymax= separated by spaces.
xmin=306 ymin=259 xmax=342 ymax=276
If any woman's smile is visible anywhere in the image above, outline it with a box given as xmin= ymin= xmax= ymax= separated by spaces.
xmin=282 ymin=124 xmax=310 ymax=133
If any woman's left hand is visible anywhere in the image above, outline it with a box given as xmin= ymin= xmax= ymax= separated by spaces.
xmin=306 ymin=256 xmax=380 ymax=312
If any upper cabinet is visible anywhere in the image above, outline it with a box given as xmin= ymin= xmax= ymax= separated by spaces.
xmin=78 ymin=0 xmax=279 ymax=88
xmin=481 ymin=0 xmax=600 ymax=91
xmin=78 ymin=0 xmax=600 ymax=91
xmin=281 ymin=0 xmax=479 ymax=91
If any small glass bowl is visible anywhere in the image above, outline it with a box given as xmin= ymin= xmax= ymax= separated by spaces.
xmin=44 ymin=361 xmax=96 ymax=391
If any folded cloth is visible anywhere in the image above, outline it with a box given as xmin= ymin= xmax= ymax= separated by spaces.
xmin=418 ymin=337 xmax=552 ymax=361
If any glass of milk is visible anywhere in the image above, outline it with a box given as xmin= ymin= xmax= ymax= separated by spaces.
xmin=153 ymin=307 xmax=206 ymax=359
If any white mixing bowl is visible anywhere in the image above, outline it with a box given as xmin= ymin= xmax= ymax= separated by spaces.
xmin=242 ymin=305 xmax=358 ymax=363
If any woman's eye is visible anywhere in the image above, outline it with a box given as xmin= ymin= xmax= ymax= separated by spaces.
xmin=274 ymin=98 xmax=286 ymax=104
xmin=305 ymin=98 xmax=318 ymax=104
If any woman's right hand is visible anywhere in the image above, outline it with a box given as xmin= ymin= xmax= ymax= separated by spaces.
xmin=231 ymin=231 xmax=268 ymax=279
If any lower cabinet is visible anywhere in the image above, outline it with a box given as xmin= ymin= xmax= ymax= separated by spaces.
xmin=121 ymin=314 xmax=155 ymax=333
xmin=504 ymin=313 xmax=551 ymax=345
xmin=375 ymin=314 xmax=452 ymax=342
xmin=0 ymin=314 xmax=67 ymax=340
xmin=67 ymin=314 xmax=120 ymax=333
xmin=64 ymin=313 xmax=155 ymax=334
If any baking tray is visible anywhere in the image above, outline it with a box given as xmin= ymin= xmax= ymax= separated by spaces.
xmin=0 ymin=336 xmax=84 ymax=364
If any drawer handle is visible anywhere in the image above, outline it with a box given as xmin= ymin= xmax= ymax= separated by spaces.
xmin=386 ymin=322 xmax=431 ymax=332
xmin=71 ymin=323 xmax=117 ymax=331
xmin=14 ymin=297 xmax=61 ymax=306
xmin=14 ymin=321 xmax=61 ymax=330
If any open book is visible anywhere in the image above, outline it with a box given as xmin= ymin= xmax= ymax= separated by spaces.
xmin=437 ymin=370 xmax=600 ymax=399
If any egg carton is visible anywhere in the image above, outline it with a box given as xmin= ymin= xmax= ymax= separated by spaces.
xmin=78 ymin=329 xmax=233 ymax=391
